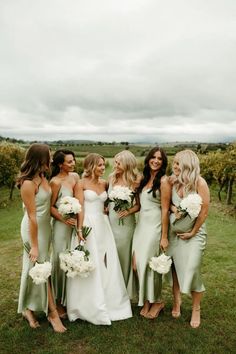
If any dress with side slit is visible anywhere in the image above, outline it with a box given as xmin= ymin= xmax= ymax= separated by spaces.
xmin=127 ymin=188 xmax=163 ymax=306
xmin=66 ymin=189 xmax=132 ymax=325
xmin=167 ymin=187 xmax=207 ymax=294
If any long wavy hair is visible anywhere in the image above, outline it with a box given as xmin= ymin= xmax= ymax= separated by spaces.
xmin=82 ymin=153 xmax=105 ymax=179
xmin=138 ymin=146 xmax=168 ymax=197
xmin=110 ymin=150 xmax=140 ymax=190
xmin=16 ymin=143 xmax=51 ymax=188
xmin=173 ymin=149 xmax=200 ymax=194
xmin=50 ymin=149 xmax=75 ymax=178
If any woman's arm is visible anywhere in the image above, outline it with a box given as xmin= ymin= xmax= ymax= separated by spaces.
xmin=74 ymin=179 xmax=85 ymax=241
xmin=160 ymin=177 xmax=172 ymax=251
xmin=117 ymin=192 xmax=140 ymax=218
xmin=21 ymin=180 xmax=38 ymax=262
xmin=177 ymin=177 xmax=210 ymax=240
xmin=50 ymin=180 xmax=64 ymax=222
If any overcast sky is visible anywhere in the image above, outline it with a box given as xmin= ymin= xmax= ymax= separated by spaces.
xmin=0 ymin=0 xmax=235 ymax=143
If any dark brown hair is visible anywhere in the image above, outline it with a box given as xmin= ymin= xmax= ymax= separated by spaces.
xmin=16 ymin=143 xmax=51 ymax=188
xmin=50 ymin=149 xmax=76 ymax=178
xmin=138 ymin=146 xmax=168 ymax=197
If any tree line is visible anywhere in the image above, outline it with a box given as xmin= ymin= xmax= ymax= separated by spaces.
xmin=0 ymin=141 xmax=235 ymax=206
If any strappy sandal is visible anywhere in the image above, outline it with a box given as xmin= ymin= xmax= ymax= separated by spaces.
xmin=145 ymin=302 xmax=165 ymax=319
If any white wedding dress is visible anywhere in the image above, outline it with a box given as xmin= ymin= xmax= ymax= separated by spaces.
xmin=66 ymin=190 xmax=132 ymax=325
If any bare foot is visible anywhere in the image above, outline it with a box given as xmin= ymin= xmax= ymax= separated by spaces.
xmin=48 ymin=309 xmax=67 ymax=333
xmin=22 ymin=309 xmax=40 ymax=329
xmin=140 ymin=301 xmax=150 ymax=317
xmin=190 ymin=306 xmax=201 ymax=328
xmin=145 ymin=302 xmax=164 ymax=319
xmin=172 ymin=296 xmax=181 ymax=318
xmin=57 ymin=303 xmax=67 ymax=319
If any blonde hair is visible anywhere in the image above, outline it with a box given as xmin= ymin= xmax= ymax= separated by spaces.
xmin=173 ymin=150 xmax=200 ymax=194
xmin=82 ymin=153 xmax=105 ymax=179
xmin=110 ymin=150 xmax=140 ymax=190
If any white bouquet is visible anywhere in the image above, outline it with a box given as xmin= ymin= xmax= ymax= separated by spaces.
xmin=58 ymin=196 xmax=81 ymax=218
xmin=171 ymin=193 xmax=202 ymax=233
xmin=149 ymin=253 xmax=172 ymax=274
xmin=108 ymin=186 xmax=134 ymax=225
xmin=178 ymin=193 xmax=203 ymax=219
xmin=29 ymin=262 xmax=52 ymax=285
xmin=24 ymin=242 xmax=52 ymax=285
xmin=60 ymin=225 xmax=95 ymax=278
xmin=59 ymin=249 xmax=95 ymax=278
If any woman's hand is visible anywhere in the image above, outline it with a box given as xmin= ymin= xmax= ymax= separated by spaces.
xmin=177 ymin=231 xmax=195 ymax=240
xmin=160 ymin=238 xmax=169 ymax=252
xmin=117 ymin=209 xmax=129 ymax=218
xmin=104 ymin=206 xmax=109 ymax=215
xmin=29 ymin=246 xmax=39 ymax=263
xmin=64 ymin=217 xmax=77 ymax=227
xmin=77 ymin=229 xmax=85 ymax=242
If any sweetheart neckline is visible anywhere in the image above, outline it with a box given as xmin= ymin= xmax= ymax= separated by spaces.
xmin=84 ymin=189 xmax=107 ymax=197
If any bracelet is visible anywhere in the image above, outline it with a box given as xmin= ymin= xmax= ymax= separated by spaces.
xmin=77 ymin=228 xmax=82 ymax=233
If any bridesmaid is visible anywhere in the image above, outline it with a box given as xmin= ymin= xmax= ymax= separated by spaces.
xmin=108 ymin=150 xmax=141 ymax=286
xmin=50 ymin=149 xmax=79 ymax=318
xmin=127 ymin=147 xmax=171 ymax=319
xmin=168 ymin=150 xmax=210 ymax=328
xmin=17 ymin=143 xmax=66 ymax=332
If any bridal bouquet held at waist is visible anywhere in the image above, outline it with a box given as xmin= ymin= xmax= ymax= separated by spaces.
xmin=108 ymin=185 xmax=135 ymax=225
xmin=171 ymin=193 xmax=203 ymax=233
xmin=59 ymin=225 xmax=95 ymax=278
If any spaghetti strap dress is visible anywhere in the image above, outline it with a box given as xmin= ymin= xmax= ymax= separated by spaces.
xmin=127 ymin=189 xmax=163 ymax=306
xmin=18 ymin=185 xmax=52 ymax=315
xmin=51 ymin=185 xmax=74 ymax=305
xmin=108 ymin=184 xmax=135 ymax=286
xmin=167 ymin=187 xmax=207 ymax=294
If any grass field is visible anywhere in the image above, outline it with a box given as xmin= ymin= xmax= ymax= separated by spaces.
xmin=0 ymin=186 xmax=235 ymax=354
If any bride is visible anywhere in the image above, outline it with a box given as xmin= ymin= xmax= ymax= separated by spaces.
xmin=66 ymin=153 xmax=132 ymax=325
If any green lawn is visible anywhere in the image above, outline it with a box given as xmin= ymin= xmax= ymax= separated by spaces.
xmin=0 ymin=188 xmax=235 ymax=354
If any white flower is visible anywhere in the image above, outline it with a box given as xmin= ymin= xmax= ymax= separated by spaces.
xmin=149 ymin=253 xmax=172 ymax=274
xmin=179 ymin=193 xmax=202 ymax=219
xmin=58 ymin=196 xmax=81 ymax=217
xmin=29 ymin=261 xmax=52 ymax=285
xmin=59 ymin=249 xmax=95 ymax=278
xmin=108 ymin=186 xmax=133 ymax=203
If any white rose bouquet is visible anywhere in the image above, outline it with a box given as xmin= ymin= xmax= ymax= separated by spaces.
xmin=108 ymin=186 xmax=135 ymax=225
xmin=58 ymin=196 xmax=81 ymax=233
xmin=149 ymin=253 xmax=172 ymax=274
xmin=178 ymin=193 xmax=203 ymax=219
xmin=29 ymin=262 xmax=52 ymax=285
xmin=24 ymin=242 xmax=52 ymax=285
xmin=171 ymin=193 xmax=203 ymax=233
xmin=58 ymin=196 xmax=81 ymax=218
xmin=60 ymin=225 xmax=95 ymax=278
xmin=59 ymin=249 xmax=95 ymax=278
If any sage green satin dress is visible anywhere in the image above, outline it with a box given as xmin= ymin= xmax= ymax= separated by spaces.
xmin=127 ymin=189 xmax=162 ymax=306
xmin=18 ymin=186 xmax=52 ymax=315
xmin=51 ymin=185 xmax=74 ymax=305
xmin=108 ymin=184 xmax=136 ymax=286
xmin=167 ymin=187 xmax=207 ymax=294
